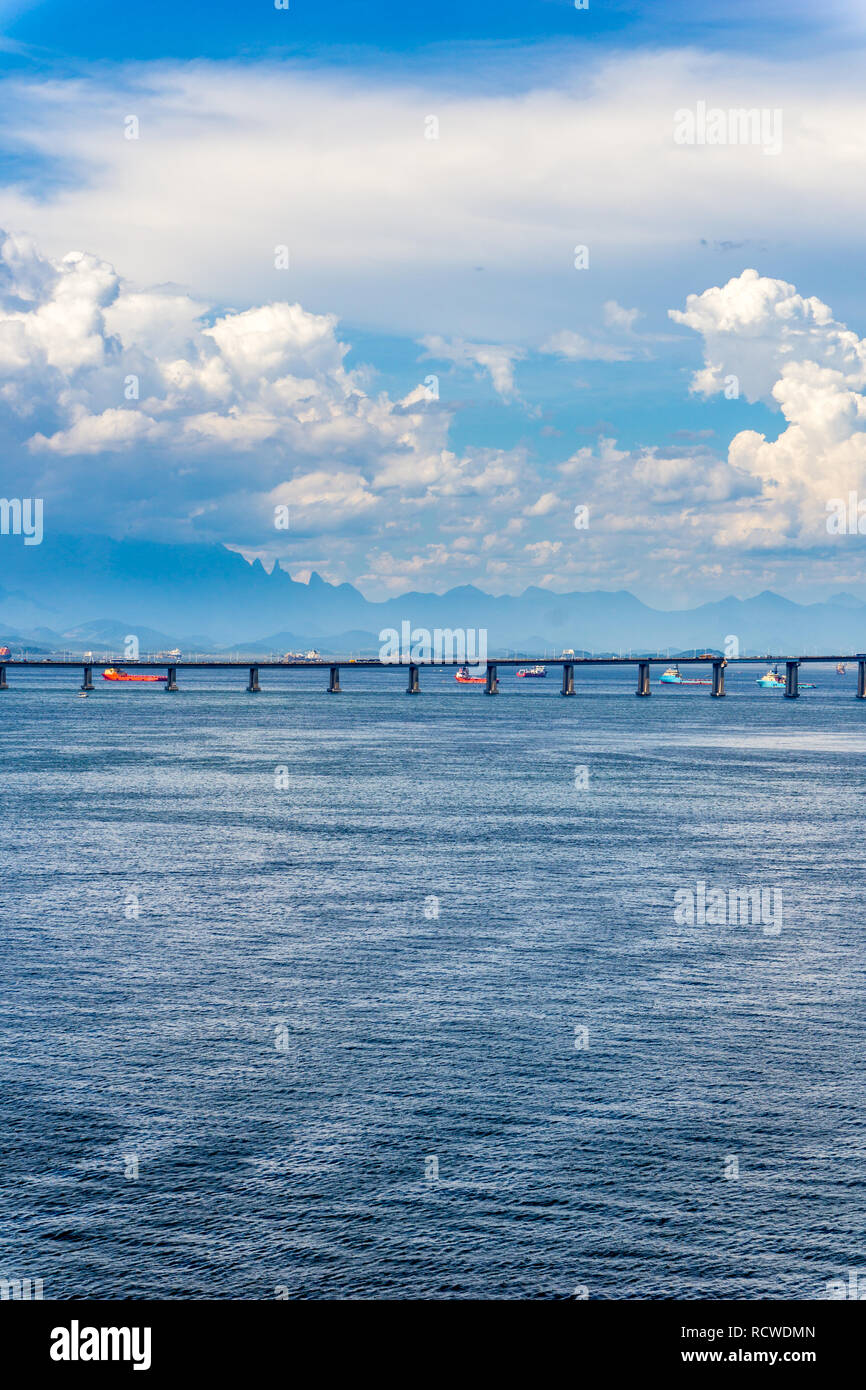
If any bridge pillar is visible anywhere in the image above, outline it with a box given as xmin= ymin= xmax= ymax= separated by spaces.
xmin=81 ymin=663 xmax=94 ymax=692
xmin=485 ymin=663 xmax=498 ymax=694
xmin=0 ymin=665 xmax=7 ymax=690
xmin=165 ymin=665 xmax=178 ymax=692
xmin=857 ymin=655 xmax=866 ymax=699
xmin=328 ymin=665 xmax=341 ymax=693
xmin=561 ymin=662 xmax=575 ymax=696
xmin=247 ymin=665 xmax=261 ymax=693
xmin=406 ymin=663 xmax=420 ymax=694
xmin=711 ymin=659 xmax=726 ymax=697
xmin=785 ymin=660 xmax=800 ymax=699
xmin=636 ymin=661 xmax=651 ymax=696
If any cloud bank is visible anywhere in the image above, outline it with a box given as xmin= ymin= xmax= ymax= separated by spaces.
xmin=2 ymin=228 xmax=866 ymax=598
xmin=2 ymin=49 xmax=866 ymax=339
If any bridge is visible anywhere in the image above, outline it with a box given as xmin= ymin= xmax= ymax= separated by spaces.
xmin=2 ymin=654 xmax=866 ymax=698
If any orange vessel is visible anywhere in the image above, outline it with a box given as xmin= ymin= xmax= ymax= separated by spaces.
xmin=103 ymin=667 xmax=167 ymax=683
xmin=455 ymin=665 xmax=485 ymax=684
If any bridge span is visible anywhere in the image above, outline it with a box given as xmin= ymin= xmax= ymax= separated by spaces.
xmin=2 ymin=654 xmax=866 ymax=699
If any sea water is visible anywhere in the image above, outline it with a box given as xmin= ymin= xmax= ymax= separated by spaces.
xmin=1 ymin=664 xmax=864 ymax=1299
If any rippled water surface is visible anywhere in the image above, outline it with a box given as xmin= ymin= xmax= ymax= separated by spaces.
xmin=1 ymin=665 xmax=864 ymax=1299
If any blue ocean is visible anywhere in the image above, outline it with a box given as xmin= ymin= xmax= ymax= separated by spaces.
xmin=1 ymin=665 xmax=864 ymax=1299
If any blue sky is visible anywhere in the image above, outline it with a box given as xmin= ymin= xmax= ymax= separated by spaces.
xmin=1 ymin=0 xmax=866 ymax=605
xmin=0 ymin=1 xmax=836 ymax=66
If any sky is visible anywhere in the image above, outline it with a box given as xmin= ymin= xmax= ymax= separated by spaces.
xmin=1 ymin=1 xmax=866 ymax=605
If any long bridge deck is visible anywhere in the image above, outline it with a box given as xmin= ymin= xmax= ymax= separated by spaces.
xmin=1 ymin=656 xmax=861 ymax=667
xmin=2 ymin=654 xmax=865 ymax=698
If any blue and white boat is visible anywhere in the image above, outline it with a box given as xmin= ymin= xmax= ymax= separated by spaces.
xmin=757 ymin=666 xmax=817 ymax=689
xmin=659 ymin=664 xmax=709 ymax=686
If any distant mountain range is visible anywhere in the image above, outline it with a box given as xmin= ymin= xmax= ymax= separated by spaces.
xmin=1 ymin=532 xmax=865 ymax=655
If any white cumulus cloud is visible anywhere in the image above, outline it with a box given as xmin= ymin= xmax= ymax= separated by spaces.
xmin=671 ymin=269 xmax=866 ymax=548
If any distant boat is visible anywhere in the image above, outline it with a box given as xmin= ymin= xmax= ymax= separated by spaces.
xmin=837 ymin=662 xmax=847 ymax=675
xmin=756 ymin=668 xmax=785 ymax=689
xmin=516 ymin=665 xmax=546 ymax=678
xmin=455 ymin=665 xmax=485 ymax=684
xmin=757 ymin=667 xmax=816 ymax=689
xmin=659 ymin=664 xmax=710 ymax=686
xmin=103 ymin=667 xmax=167 ymax=683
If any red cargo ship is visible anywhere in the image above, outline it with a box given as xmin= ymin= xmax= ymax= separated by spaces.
xmin=103 ymin=667 xmax=167 ymax=683
xmin=455 ymin=665 xmax=485 ymax=684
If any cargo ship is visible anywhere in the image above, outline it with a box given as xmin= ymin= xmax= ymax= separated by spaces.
xmin=103 ymin=667 xmax=167 ymax=683
xmin=516 ymin=665 xmax=546 ymax=678
xmin=756 ymin=668 xmax=785 ymax=688
xmin=756 ymin=666 xmax=816 ymax=689
xmin=455 ymin=665 xmax=485 ymax=684
xmin=659 ymin=665 xmax=710 ymax=686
